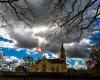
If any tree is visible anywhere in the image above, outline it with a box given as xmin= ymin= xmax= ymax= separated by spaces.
xmin=87 ymin=45 xmax=100 ymax=75
xmin=23 ymin=56 xmax=36 ymax=68
xmin=0 ymin=0 xmax=100 ymax=42
xmin=90 ymin=49 xmax=100 ymax=68
xmin=86 ymin=58 xmax=94 ymax=70
xmin=47 ymin=0 xmax=100 ymax=40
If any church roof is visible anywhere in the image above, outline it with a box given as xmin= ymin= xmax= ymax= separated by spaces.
xmin=47 ymin=59 xmax=64 ymax=64
xmin=36 ymin=58 xmax=64 ymax=64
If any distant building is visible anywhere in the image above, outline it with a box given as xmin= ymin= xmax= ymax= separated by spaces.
xmin=26 ymin=43 xmax=67 ymax=72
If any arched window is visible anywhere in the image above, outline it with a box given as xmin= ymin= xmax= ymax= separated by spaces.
xmin=42 ymin=64 xmax=46 ymax=72
xmin=34 ymin=65 xmax=38 ymax=72
xmin=52 ymin=65 xmax=54 ymax=72
xmin=56 ymin=65 xmax=59 ymax=72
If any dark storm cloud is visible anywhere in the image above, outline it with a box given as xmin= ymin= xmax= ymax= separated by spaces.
xmin=45 ymin=42 xmax=62 ymax=53
xmin=0 ymin=0 xmax=56 ymax=25
xmin=10 ymin=32 xmax=39 ymax=48
xmin=0 ymin=0 xmax=87 ymax=26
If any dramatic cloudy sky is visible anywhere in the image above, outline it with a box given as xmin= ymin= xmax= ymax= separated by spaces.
xmin=0 ymin=0 xmax=100 ymax=69
xmin=0 ymin=18 xmax=100 ymax=59
xmin=0 ymin=0 xmax=100 ymax=59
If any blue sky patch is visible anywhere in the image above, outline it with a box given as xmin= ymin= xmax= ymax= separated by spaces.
xmin=89 ymin=32 xmax=100 ymax=46
xmin=0 ymin=37 xmax=14 ymax=43
xmin=96 ymin=18 xmax=100 ymax=25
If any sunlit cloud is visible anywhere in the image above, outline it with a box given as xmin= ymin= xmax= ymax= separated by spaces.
xmin=0 ymin=41 xmax=14 ymax=48
xmin=79 ymin=39 xmax=90 ymax=45
xmin=32 ymin=26 xmax=48 ymax=34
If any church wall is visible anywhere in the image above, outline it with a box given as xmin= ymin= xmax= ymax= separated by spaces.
xmin=53 ymin=64 xmax=67 ymax=72
xmin=28 ymin=61 xmax=67 ymax=72
xmin=37 ymin=59 xmax=53 ymax=72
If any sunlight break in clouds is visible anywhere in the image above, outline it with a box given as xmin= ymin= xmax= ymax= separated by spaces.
xmin=32 ymin=26 xmax=48 ymax=46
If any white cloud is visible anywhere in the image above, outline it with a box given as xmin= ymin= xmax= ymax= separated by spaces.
xmin=79 ymin=39 xmax=90 ymax=45
xmin=0 ymin=27 xmax=13 ymax=40
xmin=0 ymin=41 xmax=15 ymax=48
xmin=43 ymin=52 xmax=58 ymax=59
xmin=2 ymin=56 xmax=24 ymax=68
xmin=32 ymin=26 xmax=48 ymax=34
xmin=4 ymin=56 xmax=19 ymax=62
xmin=64 ymin=42 xmax=75 ymax=48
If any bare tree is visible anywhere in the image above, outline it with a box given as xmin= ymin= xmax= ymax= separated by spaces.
xmin=86 ymin=45 xmax=100 ymax=74
xmin=48 ymin=0 xmax=100 ymax=38
xmin=0 ymin=0 xmax=100 ymax=42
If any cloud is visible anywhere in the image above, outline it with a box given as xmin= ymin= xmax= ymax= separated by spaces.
xmin=10 ymin=28 xmax=39 ymax=48
xmin=1 ymin=56 xmax=25 ymax=69
xmin=0 ymin=27 xmax=13 ymax=40
xmin=63 ymin=29 xmax=100 ymax=58
xmin=45 ymin=41 xmax=61 ymax=53
xmin=0 ymin=26 xmax=94 ymax=58
xmin=0 ymin=0 xmax=55 ymax=26
xmin=5 ymin=24 xmax=49 ymax=48
xmin=4 ymin=56 xmax=20 ymax=63
xmin=0 ymin=0 xmax=96 ymax=41
xmin=0 ymin=0 xmax=100 ymax=58
xmin=43 ymin=51 xmax=58 ymax=59
xmin=0 ymin=26 xmax=91 ymax=58
xmin=0 ymin=41 xmax=14 ymax=48
xmin=13 ymin=33 xmax=39 ymax=48
xmin=0 ymin=27 xmax=16 ymax=48
xmin=64 ymin=39 xmax=90 ymax=58
xmin=79 ymin=39 xmax=90 ymax=45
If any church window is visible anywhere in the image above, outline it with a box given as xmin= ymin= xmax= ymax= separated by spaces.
xmin=56 ymin=65 xmax=59 ymax=72
xmin=42 ymin=64 xmax=46 ymax=72
xmin=51 ymin=65 xmax=54 ymax=72
xmin=34 ymin=65 xmax=38 ymax=72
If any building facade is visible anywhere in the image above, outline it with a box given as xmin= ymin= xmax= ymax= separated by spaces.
xmin=28 ymin=43 xmax=67 ymax=72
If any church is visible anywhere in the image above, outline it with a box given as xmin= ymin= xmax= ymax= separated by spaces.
xmin=27 ymin=43 xmax=67 ymax=72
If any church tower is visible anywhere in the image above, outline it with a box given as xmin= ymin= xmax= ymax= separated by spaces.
xmin=60 ymin=43 xmax=67 ymax=72
xmin=60 ymin=43 xmax=66 ymax=64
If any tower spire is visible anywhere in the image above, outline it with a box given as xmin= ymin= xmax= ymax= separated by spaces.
xmin=60 ymin=43 xmax=65 ymax=58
